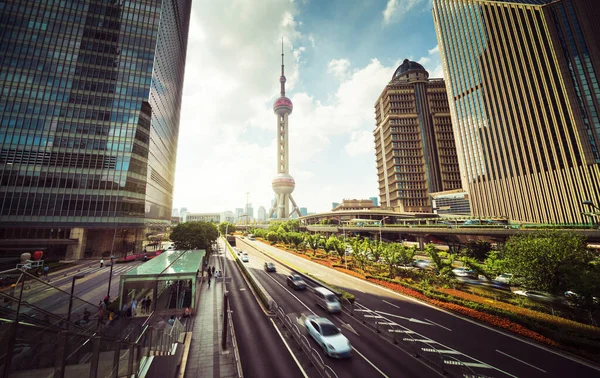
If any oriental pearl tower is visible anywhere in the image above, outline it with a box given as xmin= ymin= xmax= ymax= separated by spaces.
xmin=269 ymin=42 xmax=302 ymax=220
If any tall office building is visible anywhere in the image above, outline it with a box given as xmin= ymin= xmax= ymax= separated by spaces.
xmin=257 ymin=206 xmax=266 ymax=222
xmin=374 ymin=59 xmax=462 ymax=213
xmin=433 ymin=0 xmax=600 ymax=223
xmin=0 ymin=0 xmax=192 ymax=260
xmin=369 ymin=196 xmax=379 ymax=207
xmin=246 ymin=203 xmax=254 ymax=221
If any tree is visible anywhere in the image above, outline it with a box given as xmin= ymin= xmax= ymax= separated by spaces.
xmin=425 ymin=243 xmax=453 ymax=276
xmin=287 ymin=219 xmax=300 ymax=232
xmin=503 ymin=230 xmax=595 ymax=295
xmin=366 ymin=240 xmax=385 ymax=263
xmin=288 ymin=232 xmax=304 ymax=251
xmin=328 ymin=237 xmax=346 ymax=260
xmin=218 ymin=222 xmax=236 ymax=235
xmin=462 ymin=240 xmax=492 ymax=261
xmin=266 ymin=231 xmax=278 ymax=245
xmin=305 ymin=234 xmax=321 ymax=255
xmin=170 ymin=221 xmax=219 ymax=251
xmin=484 ymin=251 xmax=508 ymax=277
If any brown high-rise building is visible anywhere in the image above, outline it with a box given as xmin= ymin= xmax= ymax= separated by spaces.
xmin=374 ymin=60 xmax=462 ymax=213
xmin=433 ymin=0 xmax=600 ymax=223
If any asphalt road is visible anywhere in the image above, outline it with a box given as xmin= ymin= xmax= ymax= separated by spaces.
xmin=236 ymin=241 xmax=446 ymax=378
xmin=16 ymin=261 xmax=141 ymax=318
xmin=238 ymin=238 xmax=600 ymax=378
xmin=217 ymin=239 xmax=306 ymax=378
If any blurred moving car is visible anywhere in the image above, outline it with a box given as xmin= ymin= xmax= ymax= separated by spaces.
xmin=304 ymin=315 xmax=352 ymax=358
xmin=287 ymin=274 xmax=307 ymax=290
xmin=241 ymin=253 xmax=249 ymax=263
xmin=314 ymin=287 xmax=341 ymax=313
xmin=514 ymin=290 xmax=567 ymax=305
xmin=452 ymin=267 xmax=475 ymax=278
xmin=494 ymin=273 xmax=513 ymax=284
xmin=264 ymin=262 xmax=276 ymax=272
xmin=411 ymin=259 xmax=432 ymax=269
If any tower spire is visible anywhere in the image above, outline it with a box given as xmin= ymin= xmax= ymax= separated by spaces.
xmin=280 ymin=38 xmax=286 ymax=96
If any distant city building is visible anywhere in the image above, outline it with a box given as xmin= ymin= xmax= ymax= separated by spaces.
xmin=433 ymin=0 xmax=600 ymax=223
xmin=184 ymin=213 xmax=220 ymax=223
xmin=221 ymin=211 xmax=235 ymax=224
xmin=369 ymin=197 xmax=379 ymax=207
xmin=300 ymin=207 xmax=308 ymax=216
xmin=430 ymin=190 xmax=470 ymax=216
xmin=333 ymin=199 xmax=380 ymax=212
xmin=247 ymin=203 xmax=254 ymax=220
xmin=0 ymin=0 xmax=192 ymax=260
xmin=172 ymin=208 xmax=180 ymax=218
xmin=331 ymin=202 xmax=340 ymax=211
xmin=235 ymin=208 xmax=244 ymax=221
xmin=180 ymin=207 xmax=189 ymax=218
xmin=257 ymin=206 xmax=267 ymax=222
xmin=374 ymin=59 xmax=462 ymax=213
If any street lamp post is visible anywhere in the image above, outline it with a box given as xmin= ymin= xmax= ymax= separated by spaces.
xmin=379 ymin=216 xmax=390 ymax=244
xmin=107 ymin=256 xmax=115 ymax=299
xmin=67 ymin=274 xmax=85 ymax=328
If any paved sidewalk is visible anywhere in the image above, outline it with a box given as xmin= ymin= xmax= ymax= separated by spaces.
xmin=183 ymin=251 xmax=238 ymax=378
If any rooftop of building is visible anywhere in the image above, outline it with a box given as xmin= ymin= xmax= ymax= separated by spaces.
xmin=123 ymin=249 xmax=205 ymax=278
xmin=392 ymin=59 xmax=427 ymax=80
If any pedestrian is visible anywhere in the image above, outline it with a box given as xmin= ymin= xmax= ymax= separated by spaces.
xmin=103 ymin=295 xmax=110 ymax=308
xmin=140 ymin=298 xmax=147 ymax=314
xmin=99 ymin=300 xmax=105 ymax=310
xmin=122 ymin=303 xmax=128 ymax=318
xmin=100 ymin=258 xmax=104 ymax=268
xmin=212 ymin=266 xmax=215 ymax=275
xmin=146 ymin=297 xmax=152 ymax=313
xmin=131 ymin=298 xmax=137 ymax=317
xmin=43 ymin=265 xmax=49 ymax=278
xmin=207 ymin=276 xmax=211 ymax=288
xmin=97 ymin=307 xmax=105 ymax=327
xmin=218 ymin=270 xmax=222 ymax=278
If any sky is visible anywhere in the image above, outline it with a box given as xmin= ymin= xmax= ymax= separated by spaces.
xmin=172 ymin=0 xmax=443 ymax=215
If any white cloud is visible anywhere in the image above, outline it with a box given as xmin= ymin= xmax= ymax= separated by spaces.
xmin=345 ymin=131 xmax=374 ymax=157
xmin=383 ymin=0 xmax=428 ymax=25
xmin=428 ymin=44 xmax=439 ymax=55
xmin=327 ymin=58 xmax=351 ymax=80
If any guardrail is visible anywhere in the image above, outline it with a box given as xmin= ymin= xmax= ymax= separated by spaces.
xmin=341 ymin=299 xmax=481 ymax=378
xmin=271 ymin=300 xmax=338 ymax=378
xmin=227 ymin=306 xmax=244 ymax=378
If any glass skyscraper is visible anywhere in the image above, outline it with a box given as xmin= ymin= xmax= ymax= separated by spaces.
xmin=433 ymin=0 xmax=600 ymax=223
xmin=0 ymin=0 xmax=191 ymax=261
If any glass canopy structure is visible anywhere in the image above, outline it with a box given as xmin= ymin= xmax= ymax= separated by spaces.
xmin=118 ymin=249 xmax=206 ymax=313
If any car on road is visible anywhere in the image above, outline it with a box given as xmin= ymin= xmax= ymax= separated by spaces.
xmin=411 ymin=259 xmax=432 ymax=270
xmin=314 ymin=287 xmax=341 ymax=313
xmin=304 ymin=315 xmax=352 ymax=358
xmin=264 ymin=262 xmax=276 ymax=272
xmin=287 ymin=274 xmax=307 ymax=290
xmin=494 ymin=273 xmax=513 ymax=284
xmin=241 ymin=253 xmax=249 ymax=263
xmin=514 ymin=290 xmax=567 ymax=305
xmin=452 ymin=267 xmax=475 ymax=278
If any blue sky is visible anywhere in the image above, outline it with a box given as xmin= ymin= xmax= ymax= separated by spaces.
xmin=173 ymin=0 xmax=442 ymax=216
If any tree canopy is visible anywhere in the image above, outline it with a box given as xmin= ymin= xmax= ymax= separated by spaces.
xmin=170 ymin=221 xmax=219 ymax=251
xmin=218 ymin=222 xmax=236 ymax=235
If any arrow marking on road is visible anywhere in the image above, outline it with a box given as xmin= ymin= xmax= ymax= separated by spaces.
xmin=341 ymin=323 xmax=359 ymax=336
xmin=375 ymin=310 xmax=433 ymax=325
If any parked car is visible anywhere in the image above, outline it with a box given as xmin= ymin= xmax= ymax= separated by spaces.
xmin=264 ymin=262 xmax=276 ymax=272
xmin=241 ymin=253 xmax=249 ymax=263
xmin=452 ymin=267 xmax=475 ymax=278
xmin=494 ymin=273 xmax=513 ymax=284
xmin=287 ymin=274 xmax=307 ymax=290
xmin=304 ymin=315 xmax=352 ymax=358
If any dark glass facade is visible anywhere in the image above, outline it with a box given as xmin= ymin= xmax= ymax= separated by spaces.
xmin=433 ymin=0 xmax=600 ymax=223
xmin=0 ymin=0 xmax=191 ymax=259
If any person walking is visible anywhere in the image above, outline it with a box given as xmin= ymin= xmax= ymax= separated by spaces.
xmin=122 ymin=303 xmax=128 ymax=318
xmin=43 ymin=265 xmax=49 ymax=278
xmin=207 ymin=276 xmax=211 ymax=288
xmin=146 ymin=297 xmax=152 ymax=313
xmin=212 ymin=266 xmax=215 ymax=275
xmin=100 ymin=258 xmax=104 ymax=268
xmin=103 ymin=295 xmax=110 ymax=308
xmin=131 ymin=298 xmax=137 ymax=317
xmin=140 ymin=298 xmax=147 ymax=314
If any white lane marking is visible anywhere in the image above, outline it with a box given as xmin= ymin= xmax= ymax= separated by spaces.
xmin=403 ymin=338 xmax=438 ymax=343
xmin=375 ymin=322 xmax=396 ymax=326
xmin=364 ymin=314 xmax=384 ymax=319
xmin=382 ymin=299 xmax=399 ymax=308
xmin=422 ymin=348 xmax=461 ymax=355
xmin=270 ymin=318 xmax=309 ymax=378
xmin=354 ymin=309 xmax=371 ymax=312
xmin=424 ymin=318 xmax=452 ymax=332
xmin=356 ymin=288 xmax=366 ymax=293
xmin=351 ymin=346 xmax=390 ymax=378
xmin=374 ymin=310 xmax=432 ymax=325
xmin=497 ymin=349 xmax=547 ymax=373
xmin=444 ymin=361 xmax=492 ymax=369
xmin=389 ymin=330 xmax=415 ymax=334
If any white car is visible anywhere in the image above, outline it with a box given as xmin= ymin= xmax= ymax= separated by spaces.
xmin=494 ymin=273 xmax=513 ymax=284
xmin=451 ymin=267 xmax=475 ymax=278
xmin=304 ymin=315 xmax=351 ymax=358
xmin=241 ymin=253 xmax=249 ymax=262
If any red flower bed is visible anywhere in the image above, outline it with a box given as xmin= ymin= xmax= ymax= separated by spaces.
xmin=368 ymin=278 xmax=558 ymax=346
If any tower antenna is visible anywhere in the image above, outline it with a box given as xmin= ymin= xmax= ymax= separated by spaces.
xmin=280 ymin=37 xmax=286 ymax=96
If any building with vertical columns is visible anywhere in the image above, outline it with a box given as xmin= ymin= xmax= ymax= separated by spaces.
xmin=0 ymin=0 xmax=192 ymax=263
xmin=374 ymin=59 xmax=462 ymax=213
xmin=432 ymin=0 xmax=600 ymax=223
